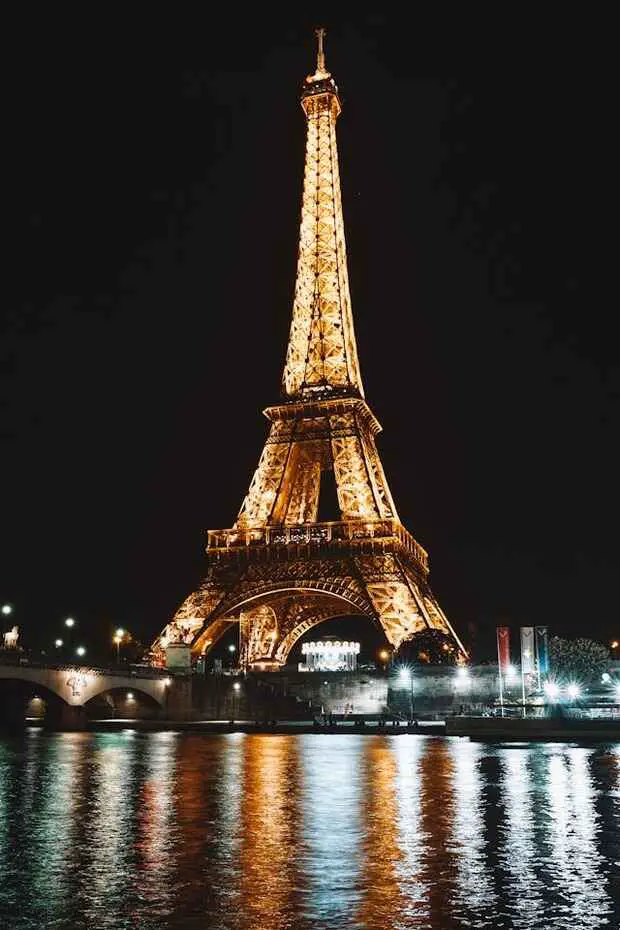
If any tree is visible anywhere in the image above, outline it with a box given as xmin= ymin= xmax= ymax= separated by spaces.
xmin=397 ymin=629 xmax=460 ymax=666
xmin=548 ymin=636 xmax=610 ymax=684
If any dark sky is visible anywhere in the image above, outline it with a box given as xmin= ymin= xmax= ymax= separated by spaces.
xmin=3 ymin=10 xmax=618 ymax=661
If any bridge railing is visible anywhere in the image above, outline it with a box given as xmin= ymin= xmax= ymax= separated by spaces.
xmin=0 ymin=657 xmax=173 ymax=678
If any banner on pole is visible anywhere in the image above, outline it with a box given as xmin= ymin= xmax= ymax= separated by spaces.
xmin=520 ymin=626 xmax=535 ymax=674
xmin=535 ymin=625 xmax=549 ymax=675
xmin=496 ymin=626 xmax=511 ymax=673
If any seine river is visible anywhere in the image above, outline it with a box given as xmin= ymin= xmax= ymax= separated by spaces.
xmin=0 ymin=730 xmax=618 ymax=929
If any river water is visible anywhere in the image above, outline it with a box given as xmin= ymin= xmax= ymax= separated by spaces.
xmin=0 ymin=730 xmax=618 ymax=929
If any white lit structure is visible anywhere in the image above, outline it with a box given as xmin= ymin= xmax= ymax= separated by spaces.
xmin=3 ymin=626 xmax=19 ymax=649
xmin=299 ymin=640 xmax=360 ymax=672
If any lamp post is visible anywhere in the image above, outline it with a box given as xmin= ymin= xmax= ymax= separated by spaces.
xmin=2 ymin=603 xmax=13 ymax=639
xmin=114 ymin=628 xmax=126 ymax=663
xmin=232 ymin=680 xmax=241 ymax=723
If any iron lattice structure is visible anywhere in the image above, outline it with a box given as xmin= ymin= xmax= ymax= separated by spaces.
xmin=151 ymin=32 xmax=466 ymax=669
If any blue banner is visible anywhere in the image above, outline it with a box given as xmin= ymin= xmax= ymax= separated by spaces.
xmin=535 ymin=626 xmax=549 ymax=676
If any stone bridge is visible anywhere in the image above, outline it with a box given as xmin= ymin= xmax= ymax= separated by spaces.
xmin=0 ymin=661 xmax=191 ymax=727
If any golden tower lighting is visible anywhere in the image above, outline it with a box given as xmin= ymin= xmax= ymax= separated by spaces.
xmin=150 ymin=31 xmax=466 ymax=670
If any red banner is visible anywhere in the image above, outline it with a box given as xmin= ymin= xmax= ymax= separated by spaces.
xmin=496 ymin=626 xmax=511 ymax=674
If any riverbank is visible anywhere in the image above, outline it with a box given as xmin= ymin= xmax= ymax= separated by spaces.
xmin=19 ymin=715 xmax=620 ymax=740
xmin=446 ymin=715 xmax=620 ymax=741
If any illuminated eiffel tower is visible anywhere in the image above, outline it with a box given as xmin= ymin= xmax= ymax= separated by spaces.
xmin=152 ymin=31 xmax=466 ymax=669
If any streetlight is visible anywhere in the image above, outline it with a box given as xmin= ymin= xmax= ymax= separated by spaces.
xmin=544 ymin=681 xmax=559 ymax=700
xmin=54 ymin=638 xmax=63 ymax=648
xmin=1 ymin=604 xmax=13 ymax=616
xmin=566 ymin=683 xmax=580 ymax=700
xmin=65 ymin=617 xmax=75 ymax=628
xmin=378 ymin=648 xmax=390 ymax=668
xmin=76 ymin=646 xmax=86 ymax=658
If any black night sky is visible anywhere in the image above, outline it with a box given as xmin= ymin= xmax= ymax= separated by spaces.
xmin=4 ymin=10 xmax=618 ymax=661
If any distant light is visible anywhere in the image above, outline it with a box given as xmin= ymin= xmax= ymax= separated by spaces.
xmin=54 ymin=638 xmax=63 ymax=647
xmin=544 ymin=681 xmax=559 ymax=699
xmin=399 ymin=668 xmax=411 ymax=683
xmin=127 ymin=692 xmax=134 ymax=701
xmin=115 ymin=628 xmax=125 ymax=638
xmin=566 ymin=683 xmax=580 ymax=700
xmin=228 ymin=644 xmax=236 ymax=653
xmin=611 ymin=640 xmax=619 ymax=649
xmin=65 ymin=617 xmax=75 ymax=628
xmin=1 ymin=604 xmax=13 ymax=616
xmin=457 ymin=666 xmax=469 ymax=678
xmin=601 ymin=672 xmax=611 ymax=683
xmin=113 ymin=635 xmax=122 ymax=645
xmin=378 ymin=649 xmax=390 ymax=662
xmin=233 ymin=682 xmax=241 ymax=691
xmin=76 ymin=646 xmax=86 ymax=657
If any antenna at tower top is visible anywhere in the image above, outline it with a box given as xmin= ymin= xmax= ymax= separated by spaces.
xmin=315 ymin=27 xmax=326 ymax=73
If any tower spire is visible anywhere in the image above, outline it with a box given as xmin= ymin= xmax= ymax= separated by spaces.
xmin=284 ymin=29 xmax=364 ymax=399
xmin=315 ymin=26 xmax=326 ymax=75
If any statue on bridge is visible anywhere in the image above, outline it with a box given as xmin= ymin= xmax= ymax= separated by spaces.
xmin=2 ymin=626 xmax=19 ymax=650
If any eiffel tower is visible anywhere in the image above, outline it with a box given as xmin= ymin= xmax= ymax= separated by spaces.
xmin=152 ymin=30 xmax=466 ymax=669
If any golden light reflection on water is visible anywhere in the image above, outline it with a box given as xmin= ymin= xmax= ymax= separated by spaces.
xmin=240 ymin=735 xmax=302 ymax=930
xmin=418 ymin=737 xmax=458 ymax=927
xmin=133 ymin=732 xmax=178 ymax=922
xmin=0 ymin=732 xmax=618 ymax=930
xmin=357 ymin=735 xmax=407 ymax=929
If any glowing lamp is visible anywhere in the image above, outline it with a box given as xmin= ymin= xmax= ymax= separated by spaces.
xmin=566 ymin=683 xmax=580 ymax=699
xmin=544 ymin=681 xmax=559 ymax=700
xmin=1 ymin=604 xmax=13 ymax=616
xmin=76 ymin=646 xmax=86 ymax=657
xmin=233 ymin=682 xmax=241 ymax=692
xmin=65 ymin=617 xmax=75 ymax=628
xmin=54 ymin=638 xmax=63 ymax=648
